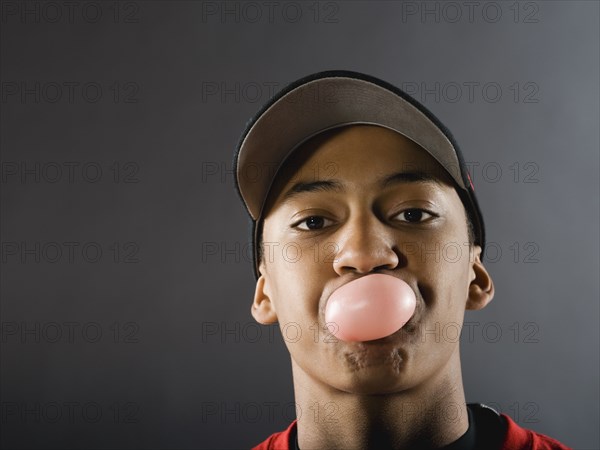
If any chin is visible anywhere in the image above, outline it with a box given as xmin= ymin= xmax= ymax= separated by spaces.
xmin=337 ymin=370 xmax=412 ymax=396
xmin=331 ymin=352 xmax=415 ymax=395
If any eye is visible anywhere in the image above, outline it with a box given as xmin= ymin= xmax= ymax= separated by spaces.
xmin=294 ymin=216 xmax=334 ymax=231
xmin=394 ymin=208 xmax=435 ymax=223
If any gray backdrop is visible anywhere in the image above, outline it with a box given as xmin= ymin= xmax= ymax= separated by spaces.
xmin=1 ymin=1 xmax=598 ymax=449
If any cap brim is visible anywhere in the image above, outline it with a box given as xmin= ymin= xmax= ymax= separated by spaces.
xmin=236 ymin=74 xmax=466 ymax=221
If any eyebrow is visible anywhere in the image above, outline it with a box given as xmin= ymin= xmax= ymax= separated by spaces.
xmin=280 ymin=171 xmax=442 ymax=205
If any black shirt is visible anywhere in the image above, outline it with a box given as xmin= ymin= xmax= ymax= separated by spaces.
xmin=290 ymin=403 xmax=507 ymax=450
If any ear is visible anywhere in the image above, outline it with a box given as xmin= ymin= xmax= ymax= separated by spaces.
xmin=251 ymin=274 xmax=278 ymax=324
xmin=466 ymin=245 xmax=495 ymax=310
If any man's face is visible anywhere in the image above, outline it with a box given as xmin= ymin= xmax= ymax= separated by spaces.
xmin=252 ymin=125 xmax=492 ymax=395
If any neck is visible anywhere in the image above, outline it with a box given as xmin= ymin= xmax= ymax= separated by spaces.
xmin=291 ymin=351 xmax=468 ymax=450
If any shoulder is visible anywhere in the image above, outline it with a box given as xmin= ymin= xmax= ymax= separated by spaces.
xmin=499 ymin=412 xmax=573 ymax=450
xmin=469 ymin=403 xmax=572 ymax=450
xmin=251 ymin=420 xmax=297 ymax=450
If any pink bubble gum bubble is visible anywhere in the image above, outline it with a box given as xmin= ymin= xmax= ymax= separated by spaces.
xmin=324 ymin=274 xmax=416 ymax=342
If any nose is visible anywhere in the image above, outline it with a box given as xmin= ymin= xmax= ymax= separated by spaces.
xmin=332 ymin=213 xmax=401 ymax=275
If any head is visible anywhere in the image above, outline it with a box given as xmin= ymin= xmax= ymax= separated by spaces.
xmin=249 ymin=124 xmax=494 ymax=394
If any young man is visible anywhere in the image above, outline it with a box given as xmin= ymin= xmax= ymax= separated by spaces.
xmin=233 ymin=71 xmax=571 ymax=450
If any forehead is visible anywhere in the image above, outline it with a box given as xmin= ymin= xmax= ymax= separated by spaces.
xmin=263 ymin=125 xmax=456 ymax=211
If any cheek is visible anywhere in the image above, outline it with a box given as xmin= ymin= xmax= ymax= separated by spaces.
xmin=409 ymin=225 xmax=472 ymax=313
xmin=438 ymin=220 xmax=473 ymax=289
xmin=262 ymin=239 xmax=321 ymax=317
xmin=428 ymin=257 xmax=471 ymax=329
xmin=263 ymin=223 xmax=324 ymax=280
xmin=408 ymin=225 xmax=470 ymax=269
